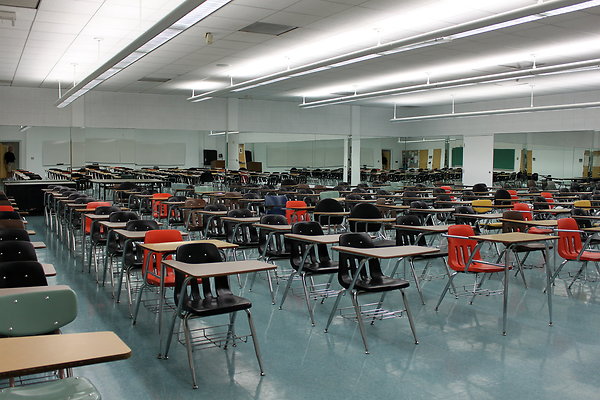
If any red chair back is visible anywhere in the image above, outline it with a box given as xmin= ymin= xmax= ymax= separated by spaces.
xmin=507 ymin=190 xmax=518 ymax=199
xmin=142 ymin=229 xmax=183 ymax=285
xmin=557 ymin=218 xmax=582 ymax=260
xmin=84 ymin=201 xmax=111 ymax=233
xmin=447 ymin=225 xmax=481 ymax=272
xmin=285 ymin=200 xmax=310 ymax=224
xmin=440 ymin=186 xmax=452 ymax=193
xmin=151 ymin=193 xmax=173 ymax=219
xmin=0 ymin=205 xmax=14 ymax=212
xmin=513 ymin=202 xmax=533 ymax=221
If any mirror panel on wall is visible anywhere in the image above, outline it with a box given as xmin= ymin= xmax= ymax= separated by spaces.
xmin=397 ymin=136 xmax=464 ymax=170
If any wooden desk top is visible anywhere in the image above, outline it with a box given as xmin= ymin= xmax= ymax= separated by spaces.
xmin=332 ymin=245 xmax=439 ymax=259
xmin=500 ymin=219 xmax=558 ymax=227
xmin=253 ymin=223 xmax=293 ymax=231
xmin=284 ymin=233 xmax=341 ymax=244
xmin=139 ymin=239 xmax=237 ymax=253
xmin=221 ymin=217 xmax=261 ymax=223
xmin=394 ymin=224 xmax=453 ymax=232
xmin=163 ymin=259 xmax=277 ymax=278
xmin=41 ymin=263 xmax=56 ymax=277
xmin=99 ymin=221 xmax=162 ymax=229
xmin=533 ymin=209 xmax=572 ymax=214
xmin=0 ymin=331 xmax=131 ymax=378
xmin=196 ymin=210 xmax=228 ymax=216
xmin=81 ymin=213 xmax=112 ymax=219
xmin=27 ymin=230 xmax=35 ymax=235
xmin=378 ymin=204 xmax=410 ymax=210
xmin=408 ymin=208 xmax=455 ymax=213
xmin=112 ymin=229 xmax=148 ymax=240
xmin=31 ymin=241 xmax=46 ymax=249
xmin=471 ymin=232 xmax=558 ymax=244
xmin=573 ymin=215 xmax=600 ymax=220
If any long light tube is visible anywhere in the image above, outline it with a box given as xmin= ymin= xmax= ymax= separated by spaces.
xmin=188 ymin=0 xmax=600 ymax=103
xmin=55 ymin=0 xmax=232 ymax=108
xmin=390 ymin=101 xmax=600 ymax=122
xmin=299 ymin=58 xmax=600 ymax=108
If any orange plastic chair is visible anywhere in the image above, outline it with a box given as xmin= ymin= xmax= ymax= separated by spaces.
xmin=551 ymin=218 xmax=600 ymax=289
xmin=285 ymin=200 xmax=311 ymax=224
xmin=507 ymin=190 xmax=518 ymax=200
xmin=151 ymin=193 xmax=173 ymax=219
xmin=0 ymin=205 xmax=14 ymax=212
xmin=84 ymin=201 xmax=111 ymax=234
xmin=540 ymin=192 xmax=555 ymax=208
xmin=435 ymin=224 xmax=508 ymax=311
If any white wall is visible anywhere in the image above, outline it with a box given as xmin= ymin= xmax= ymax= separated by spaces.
xmin=463 ymin=135 xmax=494 ymax=186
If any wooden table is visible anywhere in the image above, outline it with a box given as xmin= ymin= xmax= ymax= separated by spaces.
xmin=470 ymin=232 xmax=558 ymax=335
xmin=0 ymin=331 xmax=131 ymax=378
xmin=31 ymin=241 xmax=46 ymax=249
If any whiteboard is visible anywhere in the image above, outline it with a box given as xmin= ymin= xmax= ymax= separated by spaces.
xmin=42 ymin=141 xmax=70 ymax=166
xmin=135 ymin=143 xmax=186 ymax=166
xmin=85 ymin=139 xmax=120 ymax=163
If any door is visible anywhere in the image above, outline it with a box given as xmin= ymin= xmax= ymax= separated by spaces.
xmin=432 ymin=148 xmax=442 ymax=169
xmin=419 ymin=149 xmax=429 ymax=169
xmin=381 ymin=149 xmax=391 ymax=170
xmin=238 ymin=144 xmax=246 ymax=169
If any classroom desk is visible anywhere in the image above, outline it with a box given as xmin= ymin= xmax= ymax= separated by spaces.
xmin=0 ymin=331 xmax=131 ymax=379
xmin=407 ymin=208 xmax=455 ymax=224
xmin=90 ymin=178 xmax=164 ymax=200
xmin=469 ymin=232 xmax=557 ymax=335
xmin=254 ymin=223 xmax=293 ymax=261
xmin=313 ymin=211 xmax=349 ymax=233
xmin=31 ymin=241 xmax=46 ymax=249
xmin=137 ymin=239 xmax=239 ymax=342
xmin=282 ymin=233 xmax=341 ymax=325
xmin=160 ymin=259 xmax=277 ymax=356
xmin=347 ymin=217 xmax=396 ymax=238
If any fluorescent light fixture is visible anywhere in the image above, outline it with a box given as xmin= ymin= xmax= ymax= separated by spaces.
xmin=299 ymin=58 xmax=600 ymax=108
xmin=189 ymin=0 xmax=599 ymax=103
xmin=399 ymin=138 xmax=458 ymax=143
xmin=391 ymin=101 xmax=600 ymax=122
xmin=209 ymin=130 xmax=239 ymax=136
xmin=56 ymin=0 xmax=233 ymax=108
xmin=191 ymin=96 xmax=214 ymax=103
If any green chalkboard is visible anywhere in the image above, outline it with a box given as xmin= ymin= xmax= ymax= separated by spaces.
xmin=451 ymin=147 xmax=463 ymax=167
xmin=493 ymin=149 xmax=515 ymax=170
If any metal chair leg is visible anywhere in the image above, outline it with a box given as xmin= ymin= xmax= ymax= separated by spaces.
xmin=245 ymin=310 xmax=265 ymax=376
xmin=408 ymin=259 xmax=425 ymax=305
xmin=435 ymin=272 xmax=457 ymax=311
xmin=351 ymin=291 xmax=369 ymax=354
xmin=278 ymin=271 xmax=297 ymax=310
xmin=401 ymin=289 xmax=418 ymax=344
xmin=300 ymin=275 xmax=316 ymax=326
xmin=324 ymin=289 xmax=345 ymax=333
xmin=182 ymin=316 xmax=199 ymax=389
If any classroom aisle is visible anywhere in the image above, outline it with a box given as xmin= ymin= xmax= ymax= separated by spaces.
xmin=31 ymin=215 xmax=600 ymax=400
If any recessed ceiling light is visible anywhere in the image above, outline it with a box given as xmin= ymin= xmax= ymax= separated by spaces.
xmin=240 ymin=22 xmax=297 ymax=36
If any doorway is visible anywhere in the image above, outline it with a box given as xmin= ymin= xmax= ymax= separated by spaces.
xmin=381 ymin=149 xmax=391 ymax=170
xmin=432 ymin=148 xmax=442 ymax=169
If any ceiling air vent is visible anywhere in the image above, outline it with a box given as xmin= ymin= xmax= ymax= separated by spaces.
xmin=0 ymin=0 xmax=39 ymax=9
xmin=137 ymin=77 xmax=171 ymax=83
xmin=240 ymin=22 xmax=297 ymax=36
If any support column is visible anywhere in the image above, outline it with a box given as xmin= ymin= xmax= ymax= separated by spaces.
xmin=343 ymin=137 xmax=349 ymax=183
xmin=226 ymin=98 xmax=239 ymax=170
xmin=462 ymin=134 xmax=494 ymax=187
xmin=350 ymin=106 xmax=361 ymax=186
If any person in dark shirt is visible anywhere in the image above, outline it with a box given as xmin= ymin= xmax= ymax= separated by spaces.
xmin=4 ymin=146 xmax=15 ymax=179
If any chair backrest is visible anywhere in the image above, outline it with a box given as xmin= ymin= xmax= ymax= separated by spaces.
xmin=224 ymin=209 xmax=258 ymax=244
xmin=462 ymin=190 xmax=476 ymax=200
xmin=0 ymin=219 xmax=25 ymax=230
xmin=0 ymin=261 xmax=47 ymax=288
xmin=0 ymin=229 xmax=30 ymax=242
xmin=557 ymin=218 xmax=583 ymax=259
xmin=471 ymin=199 xmax=492 ymax=213
xmin=314 ymin=198 xmax=344 ymax=226
xmin=319 ymin=190 xmax=340 ymax=200
xmin=126 ymin=219 xmax=159 ymax=231
xmin=338 ymin=232 xmax=382 ymax=289
xmin=0 ymin=286 xmax=77 ymax=336
xmin=447 ymin=225 xmax=481 ymax=272
xmin=258 ymin=214 xmax=290 ymax=256
xmin=0 ymin=205 xmax=15 ymax=212
xmin=183 ymin=198 xmax=207 ymax=231
xmin=0 ymin=241 xmax=37 ymax=262
xmin=143 ymin=230 xmax=183 ymax=279
xmin=348 ymin=203 xmax=382 ymax=233
xmin=473 ymin=183 xmax=488 ymax=193
xmin=289 ymin=222 xmax=332 ymax=271
xmin=395 ymin=214 xmax=426 ymax=246
xmin=174 ymin=243 xmax=226 ymax=307
xmin=494 ymin=189 xmax=512 ymax=205
xmin=109 ymin=211 xmax=139 ymax=222
xmin=573 ymin=199 xmax=591 ymax=209
xmin=501 ymin=210 xmax=526 ymax=233
xmin=285 ymin=200 xmax=310 ymax=224
xmin=507 ymin=189 xmax=518 ymax=199
xmin=0 ymin=211 xmax=22 ymax=220
xmin=513 ymin=202 xmax=533 ymax=221
xmin=265 ymin=195 xmax=287 ymax=215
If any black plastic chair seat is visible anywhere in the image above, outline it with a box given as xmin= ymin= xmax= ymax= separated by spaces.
xmin=414 ymin=249 xmax=448 ymax=259
xmin=513 ymin=242 xmax=551 ymax=252
xmin=353 ymin=276 xmax=410 ymax=292
xmin=184 ymin=293 xmax=251 ymax=317
xmin=294 ymin=260 xmax=339 ymax=275
xmin=372 ymin=239 xmax=396 ymax=248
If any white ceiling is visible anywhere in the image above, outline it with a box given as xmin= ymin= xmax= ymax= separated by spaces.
xmin=0 ymin=0 xmax=599 ymax=109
